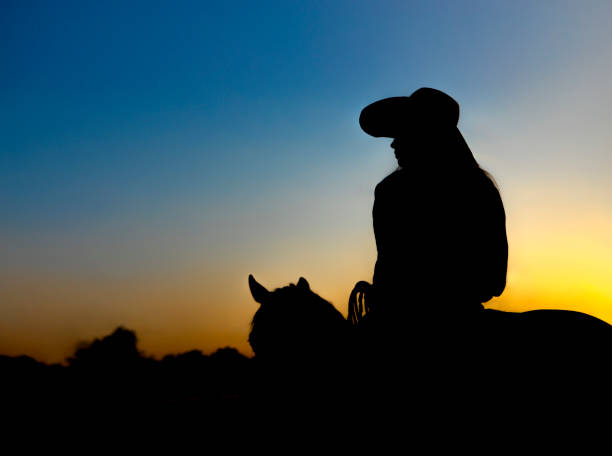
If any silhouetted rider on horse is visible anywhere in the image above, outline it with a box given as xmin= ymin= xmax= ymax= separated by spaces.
xmin=246 ymin=88 xmax=612 ymax=415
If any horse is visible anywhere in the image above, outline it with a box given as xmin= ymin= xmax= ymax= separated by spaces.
xmin=248 ymin=274 xmax=612 ymax=413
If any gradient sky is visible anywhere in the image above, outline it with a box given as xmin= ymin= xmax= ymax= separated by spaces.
xmin=2 ymin=0 xmax=612 ymax=363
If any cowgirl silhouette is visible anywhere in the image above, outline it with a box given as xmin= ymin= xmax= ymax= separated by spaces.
xmin=357 ymin=88 xmax=508 ymax=326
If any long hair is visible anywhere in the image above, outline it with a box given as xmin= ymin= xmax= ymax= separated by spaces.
xmin=454 ymin=127 xmax=500 ymax=190
xmin=394 ymin=126 xmax=493 ymax=180
xmin=398 ymin=126 xmax=501 ymax=193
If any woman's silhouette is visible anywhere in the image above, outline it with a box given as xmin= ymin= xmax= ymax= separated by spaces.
xmin=359 ymin=88 xmax=508 ymax=329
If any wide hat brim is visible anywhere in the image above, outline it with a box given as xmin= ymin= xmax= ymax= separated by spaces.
xmin=359 ymin=88 xmax=460 ymax=138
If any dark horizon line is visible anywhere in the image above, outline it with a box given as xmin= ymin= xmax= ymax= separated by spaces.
xmin=0 ymin=325 xmax=253 ymax=367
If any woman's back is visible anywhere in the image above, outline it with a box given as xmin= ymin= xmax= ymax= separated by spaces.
xmin=372 ymin=164 xmax=507 ymax=314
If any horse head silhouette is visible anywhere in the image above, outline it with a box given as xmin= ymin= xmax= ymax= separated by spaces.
xmin=248 ymin=275 xmax=351 ymax=365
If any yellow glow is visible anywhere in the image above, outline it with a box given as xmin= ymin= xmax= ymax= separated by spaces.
xmin=487 ymin=199 xmax=612 ymax=325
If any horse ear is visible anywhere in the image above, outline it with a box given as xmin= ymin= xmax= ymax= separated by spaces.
xmin=249 ymin=274 xmax=269 ymax=304
xmin=297 ymin=277 xmax=310 ymax=291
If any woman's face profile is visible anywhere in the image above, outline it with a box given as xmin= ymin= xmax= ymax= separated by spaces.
xmin=391 ymin=129 xmax=435 ymax=168
xmin=391 ymin=137 xmax=411 ymax=168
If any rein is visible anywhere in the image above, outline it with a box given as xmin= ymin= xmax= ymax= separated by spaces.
xmin=348 ymin=281 xmax=373 ymax=326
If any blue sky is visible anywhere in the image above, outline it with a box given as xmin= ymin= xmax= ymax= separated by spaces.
xmin=1 ymin=1 xmax=599 ymax=228
xmin=2 ymin=1 xmax=612 ymax=361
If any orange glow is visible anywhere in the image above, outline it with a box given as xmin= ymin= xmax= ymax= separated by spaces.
xmin=3 ymin=200 xmax=611 ymax=364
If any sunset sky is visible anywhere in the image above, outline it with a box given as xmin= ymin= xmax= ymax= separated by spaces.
xmin=2 ymin=1 xmax=612 ymax=363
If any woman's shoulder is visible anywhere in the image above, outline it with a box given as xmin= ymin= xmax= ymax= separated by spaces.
xmin=375 ymin=169 xmax=405 ymax=195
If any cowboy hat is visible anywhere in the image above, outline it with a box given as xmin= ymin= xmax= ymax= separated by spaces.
xmin=359 ymin=87 xmax=460 ymax=138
